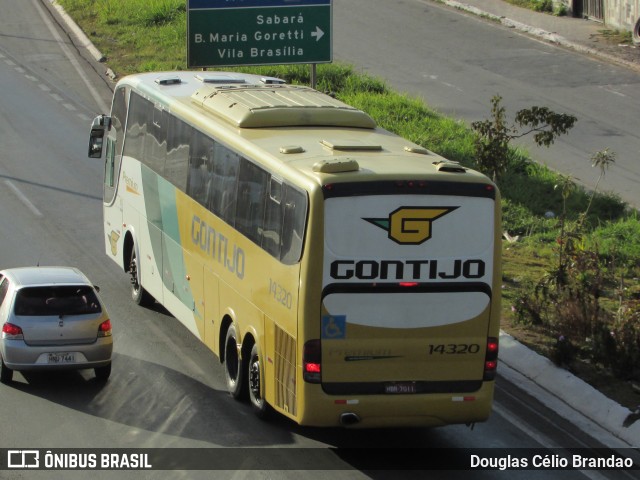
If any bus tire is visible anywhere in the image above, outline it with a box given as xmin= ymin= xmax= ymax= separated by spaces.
xmin=248 ymin=343 xmax=270 ymax=418
xmin=634 ymin=17 xmax=640 ymax=46
xmin=224 ymin=325 xmax=247 ymax=400
xmin=130 ymin=248 xmax=153 ymax=306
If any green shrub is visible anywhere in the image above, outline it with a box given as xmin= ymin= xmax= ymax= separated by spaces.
xmin=552 ymin=335 xmax=577 ymax=368
xmin=534 ymin=0 xmax=554 ymax=12
xmin=609 ymin=303 xmax=640 ymax=379
xmin=589 ymin=216 xmax=640 ymax=266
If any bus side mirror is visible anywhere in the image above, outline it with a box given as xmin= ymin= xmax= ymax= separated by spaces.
xmin=88 ymin=115 xmax=111 ymax=158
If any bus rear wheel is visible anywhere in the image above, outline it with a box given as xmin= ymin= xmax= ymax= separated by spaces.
xmin=224 ymin=325 xmax=247 ymax=400
xmin=129 ymin=249 xmax=153 ymax=306
xmin=248 ymin=343 xmax=269 ymax=418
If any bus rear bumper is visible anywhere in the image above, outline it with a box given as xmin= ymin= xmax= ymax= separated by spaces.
xmin=296 ymin=382 xmax=495 ymax=428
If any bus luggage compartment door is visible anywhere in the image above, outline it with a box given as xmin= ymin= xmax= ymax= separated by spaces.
xmin=320 ymin=288 xmax=492 ymax=396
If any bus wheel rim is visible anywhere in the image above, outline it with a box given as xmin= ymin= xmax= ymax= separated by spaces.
xmin=130 ymin=254 xmax=140 ymax=293
xmin=226 ymin=338 xmax=239 ymax=381
xmin=249 ymin=355 xmax=261 ymax=402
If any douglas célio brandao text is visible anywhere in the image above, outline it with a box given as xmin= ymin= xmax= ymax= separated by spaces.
xmin=470 ymin=453 xmax=634 ymax=470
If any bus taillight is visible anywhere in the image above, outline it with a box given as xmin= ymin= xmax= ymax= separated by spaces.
xmin=483 ymin=337 xmax=499 ymax=381
xmin=303 ymin=339 xmax=322 ymax=383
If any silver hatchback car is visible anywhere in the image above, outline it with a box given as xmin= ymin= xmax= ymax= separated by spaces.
xmin=0 ymin=267 xmax=113 ymax=383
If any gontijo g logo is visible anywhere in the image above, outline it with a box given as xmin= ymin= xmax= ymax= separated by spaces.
xmin=364 ymin=207 xmax=457 ymax=245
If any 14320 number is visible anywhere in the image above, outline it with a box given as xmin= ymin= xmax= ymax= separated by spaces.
xmin=428 ymin=344 xmax=480 ymax=355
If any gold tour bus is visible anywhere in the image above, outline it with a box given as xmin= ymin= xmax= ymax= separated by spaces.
xmin=88 ymin=71 xmax=501 ymax=428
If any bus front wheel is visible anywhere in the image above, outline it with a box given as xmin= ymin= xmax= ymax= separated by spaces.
xmin=224 ymin=325 xmax=247 ymax=400
xmin=129 ymin=249 xmax=153 ymax=306
xmin=248 ymin=343 xmax=270 ymax=418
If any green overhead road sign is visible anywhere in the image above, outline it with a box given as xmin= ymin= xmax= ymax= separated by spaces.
xmin=187 ymin=0 xmax=332 ymax=68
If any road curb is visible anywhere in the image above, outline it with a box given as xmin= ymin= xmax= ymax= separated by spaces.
xmin=500 ymin=332 xmax=640 ymax=446
xmin=46 ymin=0 xmax=106 ymax=63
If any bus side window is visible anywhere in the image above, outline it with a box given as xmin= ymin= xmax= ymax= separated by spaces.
xmin=166 ymin=115 xmax=191 ymax=192
xmin=216 ymin=150 xmax=239 ymax=225
xmin=236 ymin=159 xmax=268 ymax=244
xmin=147 ymin=105 xmax=167 ymax=176
xmin=106 ymin=86 xmax=127 ymax=202
xmin=186 ymin=129 xmax=213 ymax=205
xmin=280 ymin=186 xmax=307 ymax=264
xmin=123 ymin=92 xmax=149 ymax=167
xmin=262 ymin=177 xmax=283 ymax=258
xmin=111 ymin=87 xmax=127 ymax=164
xmin=104 ymin=138 xmax=115 ymax=188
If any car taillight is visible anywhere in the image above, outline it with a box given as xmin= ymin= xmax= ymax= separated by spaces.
xmin=98 ymin=319 xmax=112 ymax=338
xmin=483 ymin=337 xmax=499 ymax=380
xmin=303 ymin=339 xmax=321 ymax=383
xmin=2 ymin=322 xmax=24 ymax=340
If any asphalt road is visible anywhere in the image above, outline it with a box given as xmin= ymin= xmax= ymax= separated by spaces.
xmin=0 ymin=1 xmax=637 ymax=479
xmin=333 ymin=0 xmax=640 ymax=209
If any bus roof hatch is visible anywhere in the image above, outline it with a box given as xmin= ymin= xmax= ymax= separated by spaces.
xmin=190 ymin=85 xmax=377 ymax=129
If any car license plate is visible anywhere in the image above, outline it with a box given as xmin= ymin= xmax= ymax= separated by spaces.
xmin=385 ymin=382 xmax=417 ymax=394
xmin=48 ymin=352 xmax=76 ymax=364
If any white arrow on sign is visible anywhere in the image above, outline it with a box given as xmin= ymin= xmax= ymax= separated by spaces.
xmin=311 ymin=26 xmax=324 ymax=42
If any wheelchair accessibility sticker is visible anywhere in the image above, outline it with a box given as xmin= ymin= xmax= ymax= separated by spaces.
xmin=322 ymin=315 xmax=346 ymax=339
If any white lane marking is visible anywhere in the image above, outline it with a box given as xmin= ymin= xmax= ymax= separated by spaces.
xmin=4 ymin=180 xmax=43 ymax=217
xmin=421 ymin=73 xmax=464 ymax=92
xmin=598 ymin=85 xmax=627 ymax=98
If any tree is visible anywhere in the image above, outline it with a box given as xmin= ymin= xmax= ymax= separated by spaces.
xmin=471 ymin=95 xmax=577 ymax=182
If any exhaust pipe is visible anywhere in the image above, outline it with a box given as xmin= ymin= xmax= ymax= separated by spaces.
xmin=339 ymin=412 xmax=360 ymax=426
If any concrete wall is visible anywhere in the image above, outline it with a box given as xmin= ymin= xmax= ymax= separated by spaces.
xmin=564 ymin=1 xmax=640 ymax=38
xmin=604 ymin=0 xmax=640 ymax=32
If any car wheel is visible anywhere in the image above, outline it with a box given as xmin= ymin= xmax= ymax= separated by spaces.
xmin=248 ymin=343 xmax=270 ymax=418
xmin=224 ymin=325 xmax=247 ymax=400
xmin=0 ymin=356 xmax=13 ymax=384
xmin=95 ymin=363 xmax=111 ymax=381
xmin=130 ymin=248 xmax=153 ymax=306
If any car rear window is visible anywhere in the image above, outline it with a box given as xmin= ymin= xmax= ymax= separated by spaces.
xmin=14 ymin=286 xmax=102 ymax=316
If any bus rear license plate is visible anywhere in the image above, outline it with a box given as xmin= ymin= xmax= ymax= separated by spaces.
xmin=385 ymin=383 xmax=416 ymax=394
xmin=48 ymin=352 xmax=76 ymax=364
